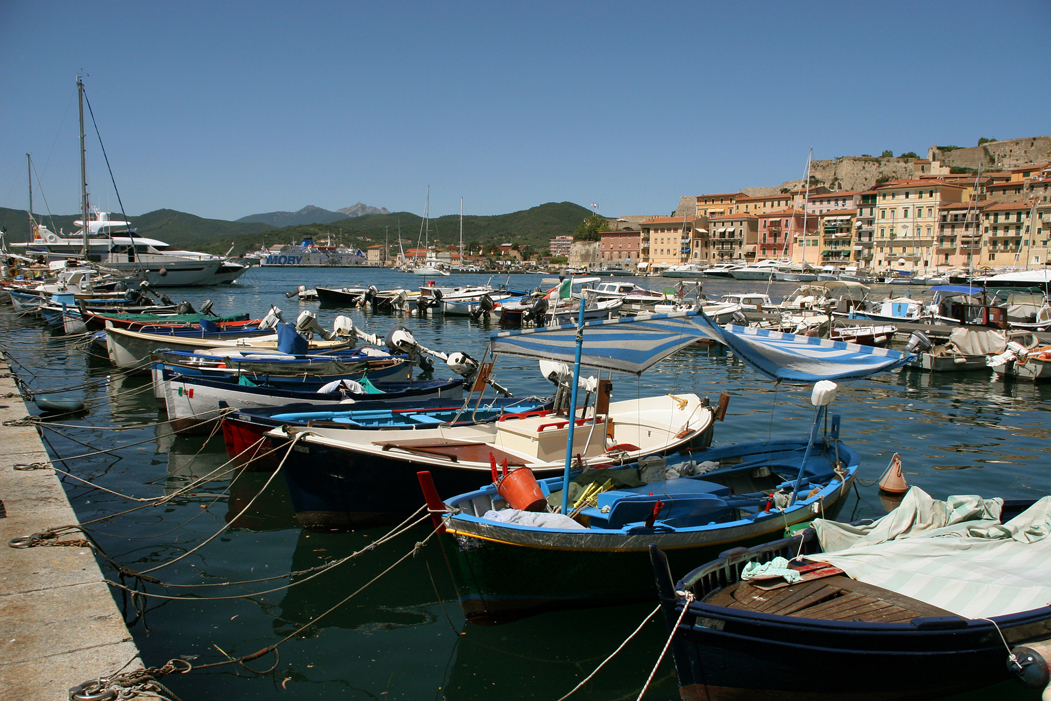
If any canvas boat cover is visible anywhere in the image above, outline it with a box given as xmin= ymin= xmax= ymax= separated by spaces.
xmin=489 ymin=309 xmax=909 ymax=382
xmin=810 ymin=488 xmax=1051 ymax=618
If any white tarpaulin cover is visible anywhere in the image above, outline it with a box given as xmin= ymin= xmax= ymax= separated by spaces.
xmin=810 ymin=488 xmax=1051 ymax=618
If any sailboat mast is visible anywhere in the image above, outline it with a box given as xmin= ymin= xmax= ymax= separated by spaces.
xmin=26 ymin=153 xmax=33 ymax=243
xmin=459 ymin=197 xmax=464 ymax=267
xmin=78 ymin=76 xmax=89 ymax=258
xmin=1024 ymin=198 xmax=1038 ymax=271
xmin=800 ymin=148 xmax=812 ymax=268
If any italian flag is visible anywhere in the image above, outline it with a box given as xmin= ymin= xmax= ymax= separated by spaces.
xmin=546 ymin=278 xmax=572 ymax=300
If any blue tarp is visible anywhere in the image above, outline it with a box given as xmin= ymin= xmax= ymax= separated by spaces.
xmin=489 ymin=310 xmax=909 ymax=382
xmin=276 ymin=323 xmax=308 ymax=355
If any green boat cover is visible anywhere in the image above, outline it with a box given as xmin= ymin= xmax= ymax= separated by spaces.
xmin=811 ymin=488 xmax=1051 ymax=618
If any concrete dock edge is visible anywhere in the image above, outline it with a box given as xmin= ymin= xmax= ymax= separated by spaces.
xmin=0 ymin=355 xmax=142 ymax=700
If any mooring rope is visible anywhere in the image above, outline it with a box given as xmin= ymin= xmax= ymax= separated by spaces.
xmin=635 ymin=591 xmax=694 ymax=700
xmin=555 ymin=603 xmax=663 ymax=701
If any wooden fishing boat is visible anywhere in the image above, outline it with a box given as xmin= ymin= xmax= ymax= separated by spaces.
xmin=221 ymin=395 xmax=554 ymax=470
xmin=422 ymin=416 xmax=859 ymax=624
xmin=650 ymin=489 xmax=1051 ymax=701
xmin=104 ymin=319 xmax=354 ymax=369
xmin=828 ymin=323 xmax=896 ymax=348
xmin=314 ymin=286 xmax=367 ymax=305
xmin=148 ymin=350 xmax=411 ymax=404
xmin=161 ymin=370 xmax=464 ymax=434
xmin=909 ymin=328 xmax=1041 ymax=373
xmin=990 ymin=344 xmax=1051 ymax=382
xmin=81 ymin=308 xmax=253 ymax=331
xmin=272 ymin=392 xmax=717 ymax=531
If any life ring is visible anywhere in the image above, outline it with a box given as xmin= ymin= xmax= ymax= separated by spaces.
xmin=45 ymin=233 xmax=58 ymax=243
xmin=5 ymin=266 xmax=16 ymax=278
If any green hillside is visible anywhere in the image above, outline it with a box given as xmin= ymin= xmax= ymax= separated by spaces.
xmin=248 ymin=202 xmax=594 ymax=256
xmin=1 ymin=202 xmax=593 ymax=257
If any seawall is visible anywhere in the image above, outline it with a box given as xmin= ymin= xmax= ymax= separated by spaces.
xmin=0 ymin=356 xmax=141 ymax=699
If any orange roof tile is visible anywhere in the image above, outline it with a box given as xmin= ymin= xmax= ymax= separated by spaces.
xmin=983 ymin=201 xmax=1036 ymax=211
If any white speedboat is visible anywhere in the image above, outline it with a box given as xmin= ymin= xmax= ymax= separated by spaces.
xmin=728 ymin=260 xmax=781 ymax=281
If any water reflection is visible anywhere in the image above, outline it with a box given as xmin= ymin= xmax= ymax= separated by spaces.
xmin=273 ymin=524 xmax=454 ymax=638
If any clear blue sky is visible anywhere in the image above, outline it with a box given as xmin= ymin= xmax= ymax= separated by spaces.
xmin=2 ymin=0 xmax=1049 ymax=223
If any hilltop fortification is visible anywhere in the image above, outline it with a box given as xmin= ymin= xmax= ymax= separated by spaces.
xmin=674 ymin=136 xmax=1051 ymax=214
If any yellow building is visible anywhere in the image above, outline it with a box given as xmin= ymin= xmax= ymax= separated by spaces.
xmin=693 ymin=193 xmax=741 ymax=219
xmin=873 ymin=180 xmax=965 ymax=273
xmin=640 ymin=217 xmax=704 ymax=268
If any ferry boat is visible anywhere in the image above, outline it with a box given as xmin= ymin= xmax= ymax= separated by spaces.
xmin=260 ymin=236 xmax=367 ymax=267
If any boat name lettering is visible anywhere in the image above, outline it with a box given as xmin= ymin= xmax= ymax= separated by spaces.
xmin=695 ymin=616 xmax=725 ymax=631
xmin=265 ymin=255 xmax=304 ymax=265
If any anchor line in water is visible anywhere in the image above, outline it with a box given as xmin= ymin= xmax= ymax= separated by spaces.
xmin=133 ymin=432 xmax=307 ymax=576
xmin=23 ymin=421 xmax=251 ymax=516
xmin=85 ymin=519 xmax=446 ymax=688
xmin=104 ymin=508 xmax=435 ymax=598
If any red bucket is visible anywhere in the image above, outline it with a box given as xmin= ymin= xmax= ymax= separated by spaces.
xmin=497 ymin=468 xmax=546 ymax=512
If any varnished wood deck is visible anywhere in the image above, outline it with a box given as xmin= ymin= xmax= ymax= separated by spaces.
xmin=372 ymin=437 xmax=527 ymax=466
xmin=706 ymin=565 xmax=953 ymax=623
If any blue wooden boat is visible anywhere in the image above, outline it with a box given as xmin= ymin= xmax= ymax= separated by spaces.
xmin=650 ymin=490 xmax=1051 ymax=701
xmin=422 ymin=423 xmax=859 ymax=624
xmin=149 ymin=349 xmax=412 ymax=403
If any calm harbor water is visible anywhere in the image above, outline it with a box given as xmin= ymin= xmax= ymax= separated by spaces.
xmin=3 ymin=267 xmax=1049 ymax=701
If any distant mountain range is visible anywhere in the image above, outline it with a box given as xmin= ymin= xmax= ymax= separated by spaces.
xmin=0 ymin=201 xmax=591 ymax=258
xmin=236 ymin=203 xmax=390 ymax=227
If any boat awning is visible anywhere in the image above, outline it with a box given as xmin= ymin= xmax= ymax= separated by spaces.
xmin=811 ymin=488 xmax=1051 ymax=619
xmin=489 ymin=310 xmax=909 ymax=381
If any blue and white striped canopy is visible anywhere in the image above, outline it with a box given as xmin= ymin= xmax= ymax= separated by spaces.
xmin=489 ymin=310 xmax=909 ymax=382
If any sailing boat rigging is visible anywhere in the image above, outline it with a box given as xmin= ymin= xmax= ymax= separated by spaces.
xmin=412 ymin=187 xmax=450 ymax=276
xmin=12 ymin=77 xmax=247 ymax=286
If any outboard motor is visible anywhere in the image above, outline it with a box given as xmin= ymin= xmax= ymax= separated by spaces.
xmin=175 ymin=301 xmax=194 ymax=315
xmin=200 ymin=300 xmax=214 ymax=316
xmin=470 ymin=294 xmax=495 ymax=321
xmin=446 ymin=351 xmax=479 ymax=377
xmin=730 ymin=310 xmax=748 ymax=326
xmin=363 ymin=285 xmax=378 ymax=309
xmin=385 ymin=326 xmax=432 ymax=371
xmin=332 ymin=315 xmax=355 ymax=338
xmin=296 ymin=310 xmax=335 ymax=341
xmin=905 ymin=331 xmax=933 ymax=354
xmin=258 ymin=306 xmax=284 ymax=330
xmin=286 ymin=285 xmax=306 ymax=299
xmin=523 ymin=296 xmax=548 ymax=325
